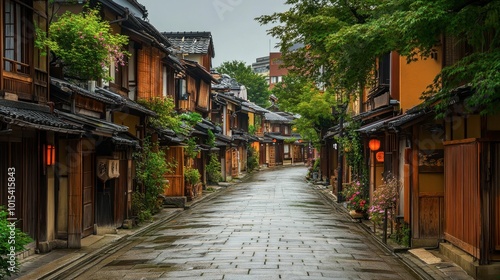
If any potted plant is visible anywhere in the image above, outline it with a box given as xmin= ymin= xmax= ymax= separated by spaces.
xmin=341 ymin=180 xmax=368 ymax=219
xmin=184 ymin=166 xmax=201 ymax=200
xmin=368 ymin=174 xmax=400 ymax=225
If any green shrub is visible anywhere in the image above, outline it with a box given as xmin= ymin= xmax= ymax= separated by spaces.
xmin=312 ymin=157 xmax=320 ymax=172
xmin=0 ymin=208 xmax=33 ymax=278
xmin=37 ymin=7 xmax=129 ymax=81
xmin=137 ymin=209 xmax=152 ymax=223
xmin=131 ymin=192 xmax=153 ymax=223
xmin=134 ymin=139 xmax=172 ymax=215
xmin=247 ymin=145 xmax=259 ymax=172
xmin=184 ymin=166 xmax=201 ymax=185
xmin=206 ymin=153 xmax=222 ymax=183
xmin=185 ymin=137 xmax=199 ymax=159
xmin=396 ymin=222 xmax=411 ymax=247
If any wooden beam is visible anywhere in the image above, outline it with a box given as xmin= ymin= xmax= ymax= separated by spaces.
xmin=0 ymin=1 xmax=4 ymax=91
xmin=67 ymin=139 xmax=82 ymax=249
xmin=412 ymin=125 xmax=420 ymax=239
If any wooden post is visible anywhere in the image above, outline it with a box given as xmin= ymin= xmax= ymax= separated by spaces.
xmin=0 ymin=2 xmax=3 ymax=90
xmin=67 ymin=139 xmax=82 ymax=249
xmin=479 ymin=142 xmax=490 ymax=264
xmin=383 ymin=208 xmax=388 ymax=244
xmin=412 ymin=126 xmax=419 ymax=240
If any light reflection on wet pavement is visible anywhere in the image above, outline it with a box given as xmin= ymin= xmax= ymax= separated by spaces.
xmin=87 ymin=166 xmax=416 ymax=279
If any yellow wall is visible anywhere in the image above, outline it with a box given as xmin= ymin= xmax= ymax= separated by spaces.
xmin=399 ymin=48 xmax=442 ymax=112
xmin=419 ymin=173 xmax=444 ymax=193
xmin=467 ymin=115 xmax=481 ymax=138
xmin=452 ymin=116 xmax=465 ymax=140
xmin=248 ymin=112 xmax=255 ymax=127
xmin=419 ymin=121 xmax=444 ymax=150
xmin=487 ymin=114 xmax=500 ymax=131
xmin=113 ymin=111 xmax=140 ymax=136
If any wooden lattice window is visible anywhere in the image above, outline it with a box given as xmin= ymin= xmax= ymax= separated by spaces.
xmin=3 ymin=0 xmax=31 ymax=74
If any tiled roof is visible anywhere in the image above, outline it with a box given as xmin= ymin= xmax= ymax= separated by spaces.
xmin=162 ymin=31 xmax=214 ymax=57
xmin=57 ymin=111 xmax=129 ymax=136
xmin=0 ymin=99 xmax=83 ymax=133
xmin=212 ymin=74 xmax=241 ymax=91
xmin=264 ymin=110 xmax=291 ymax=123
xmin=112 ymin=133 xmax=140 ymax=149
xmin=356 ymin=115 xmax=401 ymax=134
xmin=95 ymin=87 xmax=157 ymax=116
xmin=242 ymin=102 xmax=268 ymax=114
xmin=50 ymin=78 xmax=120 ymax=105
xmin=182 ymin=59 xmax=218 ymax=83
xmin=387 ymin=110 xmax=428 ymax=129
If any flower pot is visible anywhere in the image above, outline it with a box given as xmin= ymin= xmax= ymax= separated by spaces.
xmin=349 ymin=210 xmax=365 ymax=219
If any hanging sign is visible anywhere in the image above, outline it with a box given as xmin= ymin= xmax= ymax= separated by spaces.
xmin=97 ymin=158 xmax=120 ymax=182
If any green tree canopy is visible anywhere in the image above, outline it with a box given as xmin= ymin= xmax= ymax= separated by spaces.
xmin=272 ymin=74 xmax=335 ymax=147
xmin=38 ymin=7 xmax=129 ymax=81
xmin=257 ymin=0 xmax=500 ymax=115
xmin=216 ymin=60 xmax=271 ymax=107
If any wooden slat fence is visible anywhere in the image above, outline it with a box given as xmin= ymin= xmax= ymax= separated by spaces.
xmin=444 ymin=139 xmax=481 ymax=258
xmin=164 ymin=146 xmax=184 ymax=196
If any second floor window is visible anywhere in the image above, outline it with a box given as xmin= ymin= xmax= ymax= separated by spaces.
xmin=162 ymin=65 xmax=168 ymax=97
xmin=177 ymin=79 xmax=188 ymax=100
xmin=378 ymin=52 xmax=391 ymax=86
xmin=4 ymin=0 xmax=31 ymax=74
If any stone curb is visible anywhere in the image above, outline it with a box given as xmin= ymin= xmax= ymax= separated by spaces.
xmin=14 ymin=173 xmax=253 ymax=279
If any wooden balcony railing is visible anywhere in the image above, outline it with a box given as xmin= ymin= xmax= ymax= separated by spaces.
xmin=2 ymin=58 xmax=49 ymax=102
xmin=4 ymin=58 xmax=30 ymax=75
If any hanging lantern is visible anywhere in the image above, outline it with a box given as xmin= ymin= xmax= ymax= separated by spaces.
xmin=46 ymin=145 xmax=56 ymax=166
xmin=272 ymin=138 xmax=277 ymax=143
xmin=368 ymin=138 xmax=381 ymax=151
xmin=376 ymin=151 xmax=385 ymax=162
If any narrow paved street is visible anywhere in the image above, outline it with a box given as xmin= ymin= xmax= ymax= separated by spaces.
xmin=70 ymin=166 xmax=416 ymax=279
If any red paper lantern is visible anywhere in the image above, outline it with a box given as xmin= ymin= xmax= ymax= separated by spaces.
xmin=376 ymin=151 xmax=385 ymax=162
xmin=368 ymin=138 xmax=381 ymax=151
xmin=46 ymin=145 xmax=56 ymax=166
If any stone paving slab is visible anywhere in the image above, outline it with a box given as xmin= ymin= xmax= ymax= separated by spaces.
xmin=12 ymin=167 xmax=477 ymax=280
xmin=409 ymin=248 xmax=443 ymax=264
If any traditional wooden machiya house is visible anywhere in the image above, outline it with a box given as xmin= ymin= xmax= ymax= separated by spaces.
xmin=49 ymin=77 xmax=142 ymax=248
xmin=109 ymin=4 xmax=188 ymax=202
xmin=323 ymin=48 xmax=444 ymax=251
xmin=243 ymin=101 xmax=268 ymax=167
xmin=0 ymin=0 xmax=90 ymax=254
xmin=210 ymin=72 xmax=265 ymax=180
xmin=38 ymin=0 xmax=175 ymax=249
xmin=261 ymin=108 xmax=296 ymax=167
xmin=212 ymin=84 xmax=246 ymax=181
xmin=424 ymin=37 xmax=500 ymax=278
xmin=161 ymin=31 xmax=218 ymax=198
xmin=266 ymin=101 xmax=305 ymax=166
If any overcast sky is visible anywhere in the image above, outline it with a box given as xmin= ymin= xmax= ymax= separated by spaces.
xmin=138 ymin=0 xmax=288 ymax=68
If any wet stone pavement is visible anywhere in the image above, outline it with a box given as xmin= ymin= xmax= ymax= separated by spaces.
xmin=74 ymin=166 xmax=417 ymax=279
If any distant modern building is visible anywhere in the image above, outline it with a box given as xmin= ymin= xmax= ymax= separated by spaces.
xmin=251 ymin=52 xmax=289 ymax=90
xmin=251 ymin=55 xmax=270 ymax=85
xmin=269 ymin=52 xmax=287 ymax=90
